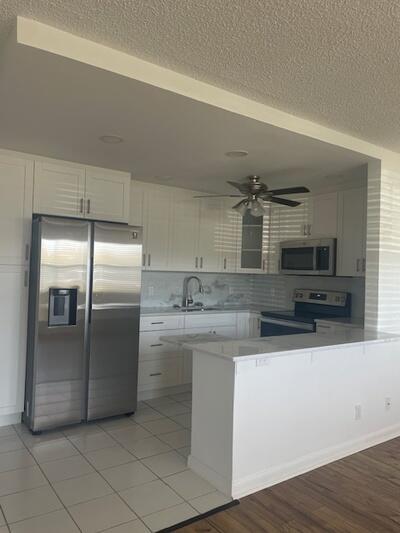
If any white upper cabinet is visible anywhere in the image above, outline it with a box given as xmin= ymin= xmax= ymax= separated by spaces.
xmin=129 ymin=180 xmax=144 ymax=227
xmin=197 ymin=197 xmax=223 ymax=272
xmin=84 ymin=168 xmax=130 ymax=223
xmin=0 ymin=154 xmax=33 ymax=265
xmin=34 ymin=160 xmax=85 ymax=218
xmin=34 ymin=159 xmax=130 ymax=223
xmin=169 ymin=190 xmax=200 ymax=271
xmin=304 ymin=192 xmax=338 ymax=238
xmin=337 ymin=187 xmax=367 ymax=277
xmin=142 ymin=184 xmax=172 ymax=270
xmin=236 ymin=210 xmax=269 ymax=274
xmin=220 ymin=199 xmax=240 ymax=273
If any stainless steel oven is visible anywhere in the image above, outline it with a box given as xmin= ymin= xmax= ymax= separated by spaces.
xmin=279 ymin=238 xmax=336 ymax=276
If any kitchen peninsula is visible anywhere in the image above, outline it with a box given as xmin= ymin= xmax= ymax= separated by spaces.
xmin=187 ymin=330 xmax=400 ymax=499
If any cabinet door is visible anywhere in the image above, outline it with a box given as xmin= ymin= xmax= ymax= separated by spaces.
xmin=220 ymin=199 xmax=240 ymax=272
xmin=0 ymin=266 xmax=28 ymax=416
xmin=85 ymin=168 xmax=130 ymax=223
xmin=34 ymin=161 xmax=85 ymax=217
xmin=308 ymin=192 xmax=338 ymax=238
xmin=129 ymin=180 xmax=144 ymax=226
xmin=336 ymin=188 xmax=366 ymax=277
xmin=198 ymin=197 xmax=222 ymax=272
xmin=143 ymin=186 xmax=172 ymax=270
xmin=236 ymin=211 xmax=266 ymax=273
xmin=0 ymin=155 xmax=33 ymax=265
xmin=249 ymin=313 xmax=261 ymax=337
xmin=168 ymin=190 xmax=200 ymax=271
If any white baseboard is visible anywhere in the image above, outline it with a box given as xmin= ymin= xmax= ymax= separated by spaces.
xmin=232 ymin=423 xmax=400 ymax=499
xmin=138 ymin=383 xmax=191 ymax=402
xmin=0 ymin=413 xmax=21 ymax=427
xmin=188 ymin=454 xmax=232 ymax=497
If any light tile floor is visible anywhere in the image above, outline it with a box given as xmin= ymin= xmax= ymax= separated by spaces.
xmin=0 ymin=392 xmax=231 ymax=532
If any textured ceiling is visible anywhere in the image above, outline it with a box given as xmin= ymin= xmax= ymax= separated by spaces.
xmin=1 ymin=0 xmax=400 ymax=151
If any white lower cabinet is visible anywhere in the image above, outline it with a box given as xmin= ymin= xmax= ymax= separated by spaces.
xmin=138 ymin=357 xmax=183 ymax=390
xmin=138 ymin=311 xmax=250 ymax=397
xmin=0 ymin=266 xmax=28 ymax=418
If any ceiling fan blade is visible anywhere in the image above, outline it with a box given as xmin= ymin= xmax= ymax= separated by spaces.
xmin=269 ymin=197 xmax=301 ymax=207
xmin=268 ymin=186 xmax=310 ymax=196
xmin=227 ymin=180 xmax=250 ymax=194
xmin=193 ymin=194 xmax=242 ymax=198
xmin=232 ymin=199 xmax=248 ymax=209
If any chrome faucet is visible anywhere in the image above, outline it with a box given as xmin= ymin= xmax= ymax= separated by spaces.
xmin=182 ymin=276 xmax=204 ymax=308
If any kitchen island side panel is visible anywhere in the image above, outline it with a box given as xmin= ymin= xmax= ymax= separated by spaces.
xmin=188 ymin=350 xmax=236 ymax=496
xmin=231 ymin=339 xmax=400 ymax=498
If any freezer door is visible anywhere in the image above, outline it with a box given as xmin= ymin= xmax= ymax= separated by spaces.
xmin=87 ymin=223 xmax=142 ymax=420
xmin=26 ymin=217 xmax=90 ymax=431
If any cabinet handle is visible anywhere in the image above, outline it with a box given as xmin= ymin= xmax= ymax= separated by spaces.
xmin=24 ymin=271 xmax=28 ymax=287
xmin=195 ymin=257 xmax=198 ymax=268
xmin=200 ymin=257 xmax=203 ymax=268
xmin=308 ymin=224 xmax=312 ymax=236
xmin=142 ymin=254 xmax=146 ymax=267
xmin=87 ymin=199 xmax=91 ymax=214
xmin=303 ymin=224 xmax=307 ymax=236
xmin=80 ymin=198 xmax=84 ymax=214
xmin=150 ymin=372 xmax=162 ymax=377
xmin=262 ymin=259 xmax=266 ymax=271
xmin=362 ymin=258 xmax=366 ymax=272
xmin=356 ymin=258 xmax=361 ymax=272
xmin=223 ymin=257 xmax=227 ymax=270
xmin=151 ymin=321 xmax=164 ymax=325
xmin=148 ymin=254 xmax=151 ymax=267
xmin=25 ymin=244 xmax=29 ymax=261
xmin=150 ymin=343 xmax=163 ymax=347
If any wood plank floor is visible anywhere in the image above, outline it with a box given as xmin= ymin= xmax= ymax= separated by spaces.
xmin=179 ymin=437 xmax=400 ymax=532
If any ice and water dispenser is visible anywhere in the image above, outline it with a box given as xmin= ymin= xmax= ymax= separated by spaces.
xmin=48 ymin=288 xmax=78 ymax=327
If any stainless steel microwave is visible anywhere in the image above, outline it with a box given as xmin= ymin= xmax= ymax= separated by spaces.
xmin=279 ymin=238 xmax=336 ymax=276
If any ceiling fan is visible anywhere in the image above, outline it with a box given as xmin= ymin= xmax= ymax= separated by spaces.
xmin=194 ymin=175 xmax=310 ymax=217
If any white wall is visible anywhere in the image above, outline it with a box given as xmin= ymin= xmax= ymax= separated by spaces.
xmin=190 ymin=337 xmax=400 ymax=498
xmin=232 ymin=338 xmax=400 ymax=497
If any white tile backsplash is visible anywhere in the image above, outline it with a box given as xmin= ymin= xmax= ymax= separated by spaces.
xmin=141 ymin=271 xmax=365 ymax=319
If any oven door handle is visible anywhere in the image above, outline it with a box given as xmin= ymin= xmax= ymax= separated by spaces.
xmin=260 ymin=317 xmax=315 ymax=331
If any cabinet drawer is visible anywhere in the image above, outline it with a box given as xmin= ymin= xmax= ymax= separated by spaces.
xmin=138 ymin=358 xmax=182 ymax=388
xmin=139 ymin=331 xmax=183 ymax=360
xmin=184 ymin=312 xmax=236 ymax=329
xmin=140 ymin=315 xmax=184 ymax=331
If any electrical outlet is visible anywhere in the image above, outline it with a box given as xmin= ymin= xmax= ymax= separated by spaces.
xmin=354 ymin=404 xmax=362 ymax=420
xmin=385 ymin=397 xmax=392 ymax=411
xmin=148 ymin=286 xmax=154 ymax=296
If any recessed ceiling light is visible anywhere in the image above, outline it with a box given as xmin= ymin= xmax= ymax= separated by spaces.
xmin=99 ymin=135 xmax=124 ymax=144
xmin=225 ymin=150 xmax=249 ymax=158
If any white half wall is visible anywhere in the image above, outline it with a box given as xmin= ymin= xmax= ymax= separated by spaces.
xmin=190 ymin=337 xmax=400 ymax=499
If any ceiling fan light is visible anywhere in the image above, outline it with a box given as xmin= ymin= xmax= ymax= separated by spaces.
xmin=249 ymin=199 xmax=265 ymax=217
xmin=233 ymin=201 xmax=249 ymax=216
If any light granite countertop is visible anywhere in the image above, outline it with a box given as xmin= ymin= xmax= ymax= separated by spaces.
xmin=314 ymin=316 xmax=364 ymax=328
xmin=140 ymin=305 xmax=263 ymax=316
xmin=186 ymin=329 xmax=399 ymax=362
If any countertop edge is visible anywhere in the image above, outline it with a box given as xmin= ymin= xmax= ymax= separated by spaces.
xmin=188 ymin=332 xmax=400 ymax=362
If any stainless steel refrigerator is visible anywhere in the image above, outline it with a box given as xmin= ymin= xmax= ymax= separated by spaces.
xmin=24 ymin=215 xmax=142 ymax=433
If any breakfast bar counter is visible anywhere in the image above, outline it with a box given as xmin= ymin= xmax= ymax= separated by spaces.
xmin=187 ymin=330 xmax=400 ymax=499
